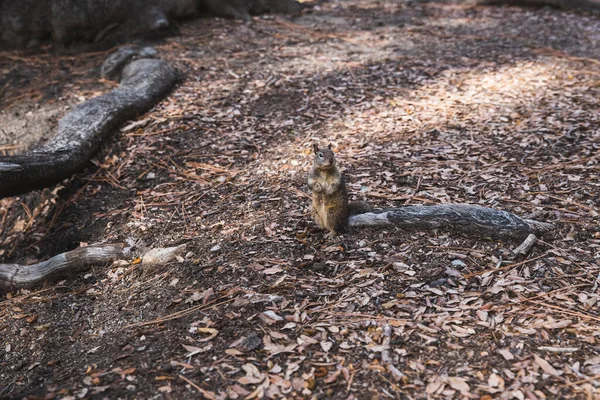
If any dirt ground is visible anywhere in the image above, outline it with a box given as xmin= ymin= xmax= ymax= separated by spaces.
xmin=1 ymin=1 xmax=600 ymax=399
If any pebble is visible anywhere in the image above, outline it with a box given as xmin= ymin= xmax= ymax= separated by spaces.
xmin=451 ymin=259 xmax=467 ymax=269
xmin=237 ymin=332 xmax=263 ymax=352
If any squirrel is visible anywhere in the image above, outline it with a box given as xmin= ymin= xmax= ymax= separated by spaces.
xmin=307 ymin=143 xmax=372 ymax=236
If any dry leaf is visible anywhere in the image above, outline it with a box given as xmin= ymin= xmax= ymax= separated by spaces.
xmin=584 ymin=356 xmax=600 ymax=366
xmin=447 ymin=376 xmax=470 ymax=392
xmin=195 ymin=327 xmax=219 ymax=342
xmin=533 ymin=354 xmax=561 ymax=376
xmin=320 ymin=341 xmax=333 ymax=352
xmin=182 ymin=344 xmax=209 ymax=357
xmin=263 ymin=267 xmax=283 ymax=275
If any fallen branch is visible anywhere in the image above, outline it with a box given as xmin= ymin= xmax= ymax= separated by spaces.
xmin=473 ymin=0 xmax=600 ymax=12
xmin=511 ymin=233 xmax=538 ymax=258
xmin=348 ymin=204 xmax=554 ymax=241
xmin=0 ymin=46 xmax=179 ymax=198
xmin=0 ymin=244 xmax=124 ymax=291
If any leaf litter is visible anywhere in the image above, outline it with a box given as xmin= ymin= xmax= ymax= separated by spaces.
xmin=1 ymin=0 xmax=600 ymax=399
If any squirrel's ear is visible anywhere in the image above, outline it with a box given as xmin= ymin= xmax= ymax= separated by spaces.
xmin=327 ymin=143 xmax=332 ymax=149
xmin=313 ymin=144 xmax=319 ymax=154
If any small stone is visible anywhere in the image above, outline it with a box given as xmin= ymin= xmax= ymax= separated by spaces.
xmin=428 ymin=278 xmax=447 ymax=287
xmin=236 ymin=332 xmax=263 ymax=352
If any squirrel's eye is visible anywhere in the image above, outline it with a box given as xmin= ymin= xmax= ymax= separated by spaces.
xmin=318 ymin=153 xmax=324 ymax=158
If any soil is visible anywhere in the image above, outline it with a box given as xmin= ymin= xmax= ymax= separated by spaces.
xmin=1 ymin=1 xmax=600 ymax=399
xmin=0 ymin=51 xmax=113 ymax=155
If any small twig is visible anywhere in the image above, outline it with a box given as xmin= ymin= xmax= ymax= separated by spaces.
xmin=289 ymin=187 xmax=311 ymax=199
xmin=123 ymin=297 xmax=235 ymax=329
xmin=112 ymin=263 xmax=139 ymax=284
xmin=592 ymin=271 xmax=600 ymax=293
xmin=543 ymin=194 xmax=599 ymax=215
xmin=523 ymin=299 xmax=600 ymax=323
xmin=160 ymin=207 xmax=179 ymax=236
xmin=346 ymin=369 xmax=357 ymax=392
xmin=366 ymin=193 xmax=436 ymax=203
xmin=381 ymin=324 xmax=406 ymax=382
xmin=0 ymin=200 xmax=10 ymax=236
xmin=511 ymin=233 xmax=537 ymax=259
xmin=501 ymin=197 xmax=581 ymax=216
xmin=521 ymin=283 xmax=590 ymax=303
xmin=533 ymin=48 xmax=600 ymax=66
xmin=125 ymin=126 xmax=178 ymax=137
xmin=0 ymin=286 xmax=57 ymax=307
xmin=193 ymin=180 xmax=229 ymax=203
xmin=178 ymin=375 xmax=216 ymax=399
xmin=560 ymin=374 xmax=600 ymax=388
xmin=0 ymin=145 xmax=23 ymax=153
xmin=298 ymin=129 xmax=315 ymax=148
xmin=464 ymin=253 xmax=548 ymax=279
xmin=538 ymin=347 xmax=579 ymax=353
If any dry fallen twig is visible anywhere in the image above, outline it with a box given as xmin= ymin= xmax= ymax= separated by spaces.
xmin=511 ymin=233 xmax=538 ymax=258
xmin=381 ymin=324 xmax=406 ymax=382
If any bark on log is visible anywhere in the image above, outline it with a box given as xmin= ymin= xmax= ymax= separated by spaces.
xmin=203 ymin=0 xmax=302 ymax=20
xmin=0 ymin=0 xmax=303 ymax=49
xmin=0 ymin=47 xmax=179 ymax=198
xmin=348 ymin=204 xmax=554 ymax=241
xmin=472 ymin=0 xmax=600 ymax=11
xmin=0 ymin=244 xmax=125 ymax=290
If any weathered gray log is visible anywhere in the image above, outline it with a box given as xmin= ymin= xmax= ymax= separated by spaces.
xmin=203 ymin=0 xmax=302 ymax=20
xmin=0 ymin=0 xmax=303 ymax=49
xmin=473 ymin=0 xmax=600 ymax=11
xmin=0 ymin=244 xmax=124 ymax=290
xmin=348 ymin=204 xmax=554 ymax=241
xmin=0 ymin=47 xmax=179 ymax=198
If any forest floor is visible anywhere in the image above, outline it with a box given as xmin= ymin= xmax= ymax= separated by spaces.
xmin=1 ymin=1 xmax=600 ymax=399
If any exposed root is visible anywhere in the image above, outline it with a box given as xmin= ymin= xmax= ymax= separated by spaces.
xmin=0 ymin=244 xmax=125 ymax=290
xmin=348 ymin=204 xmax=555 ymax=242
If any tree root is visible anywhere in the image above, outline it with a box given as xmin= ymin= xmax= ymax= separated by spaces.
xmin=0 ymin=244 xmax=125 ymax=291
xmin=0 ymin=46 xmax=179 ymax=198
xmin=472 ymin=0 xmax=600 ymax=11
xmin=348 ymin=204 xmax=554 ymax=242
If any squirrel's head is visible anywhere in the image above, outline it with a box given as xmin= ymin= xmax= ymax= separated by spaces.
xmin=313 ymin=143 xmax=336 ymax=170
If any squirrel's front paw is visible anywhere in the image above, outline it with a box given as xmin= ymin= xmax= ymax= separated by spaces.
xmin=324 ymin=231 xmax=339 ymax=239
xmin=312 ymin=183 xmax=324 ymax=192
